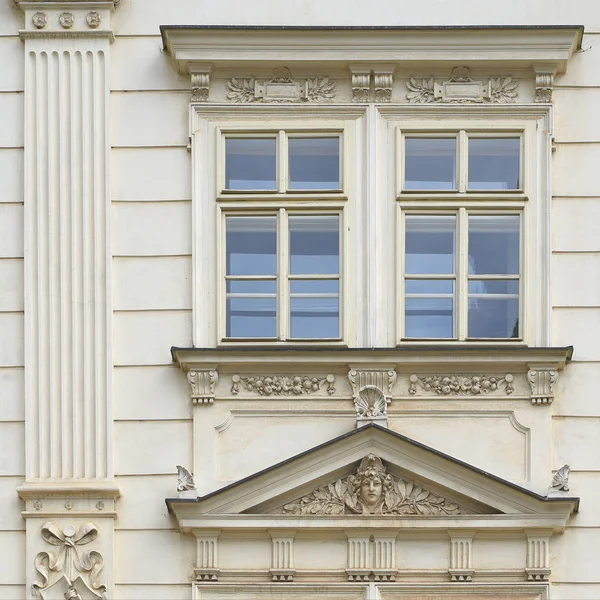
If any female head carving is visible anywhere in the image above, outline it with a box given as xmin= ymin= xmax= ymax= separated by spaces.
xmin=349 ymin=454 xmax=393 ymax=514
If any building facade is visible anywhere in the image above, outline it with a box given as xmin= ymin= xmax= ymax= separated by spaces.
xmin=1 ymin=1 xmax=599 ymax=599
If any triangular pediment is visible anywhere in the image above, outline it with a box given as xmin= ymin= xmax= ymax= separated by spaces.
xmin=167 ymin=424 xmax=578 ymax=532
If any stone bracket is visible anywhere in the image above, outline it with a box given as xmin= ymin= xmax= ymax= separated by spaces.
xmin=349 ymin=64 xmax=395 ymax=102
xmin=527 ymin=364 xmax=559 ymax=405
xmin=187 ymin=369 xmax=219 ymax=405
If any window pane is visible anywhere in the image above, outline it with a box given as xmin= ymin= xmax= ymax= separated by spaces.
xmin=468 ymin=137 xmax=520 ymax=190
xmin=405 ymin=279 xmax=454 ymax=295
xmin=225 ymin=137 xmax=277 ymax=190
xmin=289 ymin=215 xmax=339 ymax=275
xmin=290 ymin=280 xmax=339 ymax=339
xmin=405 ymin=297 xmax=454 ymax=338
xmin=468 ymin=293 xmax=519 ymax=339
xmin=404 ymin=138 xmax=457 ymax=190
xmin=289 ymin=137 xmax=340 ymax=190
xmin=226 ymin=216 xmax=276 ymax=276
xmin=468 ymin=215 xmax=519 ymax=275
xmin=226 ymin=280 xmax=276 ymax=338
xmin=405 ymin=215 xmax=455 ymax=275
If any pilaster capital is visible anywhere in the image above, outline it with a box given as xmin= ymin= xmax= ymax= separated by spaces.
xmin=15 ymin=0 xmax=119 ymax=42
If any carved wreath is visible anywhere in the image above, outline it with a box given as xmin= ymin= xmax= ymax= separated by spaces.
xmin=282 ymin=454 xmax=465 ymax=516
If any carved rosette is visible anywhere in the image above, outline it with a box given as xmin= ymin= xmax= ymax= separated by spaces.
xmin=32 ymin=12 xmax=47 ymax=29
xmin=281 ymin=454 xmax=466 ymax=516
xmin=227 ymin=67 xmax=336 ymax=103
xmin=33 ymin=522 xmax=107 ymax=599
xmin=409 ymin=373 xmax=514 ymax=396
xmin=187 ymin=369 xmax=218 ymax=405
xmin=231 ymin=374 xmax=335 ymax=396
xmin=407 ymin=66 xmax=518 ymax=104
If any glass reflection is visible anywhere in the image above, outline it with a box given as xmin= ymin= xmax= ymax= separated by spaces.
xmin=290 ymin=280 xmax=339 ymax=338
xmin=405 ymin=215 xmax=456 ymax=275
xmin=289 ymin=215 xmax=339 ymax=275
xmin=468 ymin=215 xmax=520 ymax=275
xmin=404 ymin=137 xmax=457 ymax=190
xmin=225 ymin=137 xmax=277 ymax=190
xmin=226 ymin=216 xmax=277 ymax=276
xmin=468 ymin=137 xmax=520 ymax=190
xmin=289 ymin=137 xmax=340 ymax=190
xmin=226 ymin=280 xmax=277 ymax=338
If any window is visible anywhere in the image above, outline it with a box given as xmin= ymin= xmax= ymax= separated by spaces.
xmin=399 ymin=129 xmax=524 ymax=341
xmin=224 ymin=212 xmax=341 ymax=340
xmin=218 ymin=127 xmax=346 ymax=343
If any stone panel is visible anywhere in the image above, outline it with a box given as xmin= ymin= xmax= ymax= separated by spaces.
xmin=114 ymin=365 xmax=190 ymax=421
xmin=0 ymin=313 xmax=23 ymax=367
xmin=553 ymin=146 xmax=600 ymax=197
xmin=553 ymin=308 xmax=600 ymax=361
xmin=112 ymin=148 xmax=191 ymax=201
xmin=0 ymin=38 xmax=23 ymax=92
xmin=294 ymin=535 xmax=347 ymax=570
xmin=565 ymin=472 xmax=600 ymax=527
xmin=219 ymin=535 xmax=271 ymax=570
xmin=0 ymin=586 xmax=26 ymax=600
xmin=114 ymin=530 xmax=195 ymax=584
xmin=553 ymin=198 xmax=600 ymax=252
xmin=396 ymin=536 xmax=448 ymax=570
xmin=0 ymin=478 xmax=24 ymax=531
xmin=114 ymin=475 xmax=179 ymax=530
xmin=0 ymin=533 xmax=24 ymax=583
xmin=110 ymin=37 xmax=190 ymax=91
xmin=0 ymin=368 xmax=24 ymax=421
xmin=554 ymin=362 xmax=600 ymax=417
xmin=0 ymin=423 xmax=24 ymax=476
xmin=113 ymin=201 xmax=192 ymax=257
xmin=552 ymin=253 xmax=600 ymax=307
xmin=114 ymin=421 xmax=192 ymax=475
xmin=0 ymin=259 xmax=23 ymax=312
xmin=0 ymin=94 xmax=22 ymax=148
xmin=113 ymin=256 xmax=192 ymax=311
xmin=0 ymin=149 xmax=23 ymax=202
xmin=0 ymin=204 xmax=23 ymax=258
xmin=552 ymin=528 xmax=600 ymax=583
xmin=554 ymin=89 xmax=600 ymax=143
xmin=111 ymin=92 xmax=189 ymax=147
xmin=554 ymin=417 xmax=600 ymax=470
xmin=114 ymin=585 xmax=192 ymax=600
xmin=474 ymin=537 xmax=526 ymax=569
xmin=113 ymin=310 xmax=192 ymax=366
xmin=551 ymin=583 xmax=600 ymax=599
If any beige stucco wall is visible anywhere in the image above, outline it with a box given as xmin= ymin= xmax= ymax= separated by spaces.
xmin=1 ymin=1 xmax=600 ymax=599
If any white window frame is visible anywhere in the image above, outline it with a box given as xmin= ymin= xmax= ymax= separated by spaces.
xmin=190 ymin=107 xmax=366 ymax=348
xmin=377 ymin=106 xmax=552 ymax=347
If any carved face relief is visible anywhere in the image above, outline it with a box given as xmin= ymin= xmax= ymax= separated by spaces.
xmin=359 ymin=473 xmax=383 ymax=509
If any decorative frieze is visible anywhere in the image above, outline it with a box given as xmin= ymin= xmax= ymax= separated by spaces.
xmin=227 ymin=67 xmax=336 ymax=103
xmin=349 ymin=369 xmax=397 ymax=425
xmin=449 ymin=531 xmax=475 ymax=582
xmin=187 ymin=370 xmax=219 ymax=405
xmin=525 ymin=532 xmax=551 ymax=581
xmin=33 ymin=522 xmax=107 ymax=599
xmin=527 ymin=366 xmax=558 ymax=405
xmin=281 ymin=454 xmax=466 ymax=516
xmin=409 ymin=374 xmax=514 ymax=396
xmin=231 ymin=374 xmax=335 ymax=396
xmin=194 ymin=531 xmax=220 ymax=582
xmin=406 ymin=66 xmax=518 ymax=104
xmin=270 ymin=532 xmax=295 ymax=582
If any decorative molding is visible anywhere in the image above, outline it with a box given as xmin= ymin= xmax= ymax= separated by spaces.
xmin=409 ymin=374 xmax=514 ymax=396
xmin=227 ymin=68 xmax=336 ymax=103
xmin=525 ymin=532 xmax=551 ymax=581
xmin=59 ymin=12 xmax=75 ymax=29
xmin=346 ymin=535 xmax=371 ymax=581
xmin=449 ymin=531 xmax=474 ymax=582
xmin=281 ymin=454 xmax=466 ymax=516
xmin=527 ymin=366 xmax=558 ymax=404
xmin=33 ymin=522 xmax=107 ymax=599
xmin=194 ymin=531 xmax=220 ymax=582
xmin=533 ymin=65 xmax=555 ymax=103
xmin=406 ymin=67 xmax=518 ymax=104
xmin=373 ymin=66 xmax=394 ymax=103
xmin=190 ymin=63 xmax=212 ymax=102
xmin=86 ymin=11 xmax=101 ymax=29
xmin=270 ymin=532 xmax=295 ymax=582
xmin=372 ymin=536 xmax=397 ymax=581
xmin=550 ymin=465 xmax=570 ymax=493
xmin=349 ymin=65 xmax=371 ymax=102
xmin=187 ymin=369 xmax=219 ymax=405
xmin=176 ymin=465 xmax=196 ymax=496
xmin=346 ymin=534 xmax=397 ymax=582
xmin=349 ymin=369 xmax=397 ymax=425
xmin=231 ymin=374 xmax=335 ymax=396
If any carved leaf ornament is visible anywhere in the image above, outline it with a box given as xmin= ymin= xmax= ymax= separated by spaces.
xmin=33 ymin=522 xmax=106 ymax=599
xmin=282 ymin=454 xmax=465 ymax=516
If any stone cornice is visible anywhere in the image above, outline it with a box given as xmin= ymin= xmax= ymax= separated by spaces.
xmin=161 ymin=25 xmax=583 ymax=75
xmin=172 ymin=345 xmax=573 ymax=372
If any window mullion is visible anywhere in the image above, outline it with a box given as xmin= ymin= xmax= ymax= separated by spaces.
xmin=279 ymin=208 xmax=289 ymax=341
xmin=457 ymin=207 xmax=468 ymax=340
xmin=458 ymin=130 xmax=467 ymax=193
xmin=278 ymin=130 xmax=287 ymax=193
